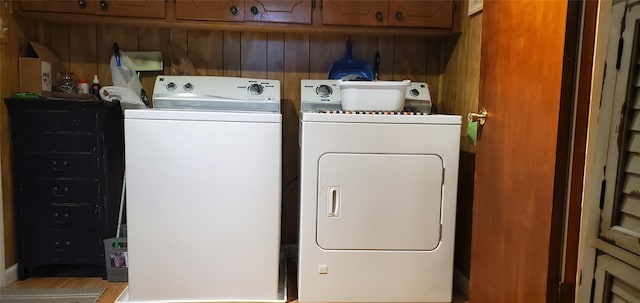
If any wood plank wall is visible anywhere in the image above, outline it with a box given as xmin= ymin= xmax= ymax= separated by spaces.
xmin=13 ymin=22 xmax=447 ymax=248
xmin=440 ymin=10 xmax=482 ymax=280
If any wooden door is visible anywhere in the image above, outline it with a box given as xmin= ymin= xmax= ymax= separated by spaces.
xmin=387 ymin=0 xmax=453 ymax=29
xmin=175 ymin=0 xmax=244 ymax=21
xmin=245 ymin=0 xmax=311 ymax=24
xmin=469 ymin=1 xmax=571 ymax=302
xmin=321 ymin=0 xmax=388 ymax=26
xmin=21 ymin=0 xmax=95 ymax=14
xmin=94 ymin=0 xmax=165 ymax=18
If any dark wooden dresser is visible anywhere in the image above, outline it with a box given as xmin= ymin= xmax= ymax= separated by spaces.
xmin=5 ymin=98 xmax=124 ymax=279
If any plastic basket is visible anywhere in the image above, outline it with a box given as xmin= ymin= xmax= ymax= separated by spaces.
xmin=104 ymin=237 xmax=128 ymax=282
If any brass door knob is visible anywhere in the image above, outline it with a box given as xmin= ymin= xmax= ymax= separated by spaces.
xmin=468 ymin=108 xmax=488 ymax=125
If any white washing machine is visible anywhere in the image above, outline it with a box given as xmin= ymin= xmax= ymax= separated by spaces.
xmin=121 ymin=76 xmax=284 ymax=302
xmin=298 ymin=80 xmax=460 ymax=303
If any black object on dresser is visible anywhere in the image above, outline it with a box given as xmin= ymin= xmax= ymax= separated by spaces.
xmin=5 ymin=98 xmax=124 ymax=280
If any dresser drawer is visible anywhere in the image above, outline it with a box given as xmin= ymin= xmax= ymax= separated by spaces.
xmin=16 ymin=110 xmax=99 ymax=133
xmin=19 ymin=133 xmax=98 ymax=153
xmin=20 ymin=154 xmax=100 ymax=178
xmin=20 ymin=179 xmax=101 ymax=206
xmin=23 ymin=230 xmax=102 ymax=265
xmin=23 ymin=205 xmax=101 ymax=231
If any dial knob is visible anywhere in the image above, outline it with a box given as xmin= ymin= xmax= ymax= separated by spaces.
xmin=183 ymin=83 xmax=194 ymax=91
xmin=166 ymin=82 xmax=177 ymax=90
xmin=409 ymin=88 xmax=419 ymax=97
xmin=316 ymin=85 xmax=333 ymax=97
xmin=248 ymin=83 xmax=264 ymax=95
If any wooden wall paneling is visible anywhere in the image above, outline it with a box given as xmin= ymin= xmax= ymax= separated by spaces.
xmin=348 ymin=35 xmax=378 ymax=76
xmin=426 ymin=38 xmax=443 ymax=111
xmin=280 ymin=33 xmax=309 ymax=244
xmin=309 ymin=34 xmax=348 ymax=79
xmin=48 ymin=24 xmax=69 ymax=76
xmin=438 ymin=4 xmax=483 ymax=282
xmin=96 ymin=25 xmax=138 ymax=87
xmin=29 ymin=21 xmax=49 ymax=46
xmin=187 ymin=30 xmax=224 ymax=76
xmin=168 ymin=28 xmax=188 ymax=79
xmin=392 ymin=36 xmax=428 ymax=84
xmin=223 ymin=32 xmax=241 ymax=77
xmin=68 ymin=24 xmax=98 ymax=83
xmin=376 ymin=36 xmax=395 ymax=81
xmin=267 ymin=33 xmax=285 ymax=83
xmin=240 ymin=32 xmax=268 ymax=79
xmin=138 ymin=27 xmax=170 ymax=99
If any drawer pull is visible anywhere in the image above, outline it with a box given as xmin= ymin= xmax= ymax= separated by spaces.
xmin=52 ymin=186 xmax=69 ymax=197
xmin=54 ymin=241 xmax=71 ymax=251
xmin=51 ymin=160 xmax=69 ymax=171
xmin=53 ymin=213 xmax=70 ymax=223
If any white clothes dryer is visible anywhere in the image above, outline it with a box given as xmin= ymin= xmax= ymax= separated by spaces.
xmin=122 ymin=76 xmax=284 ymax=302
xmin=298 ymin=80 xmax=460 ymax=303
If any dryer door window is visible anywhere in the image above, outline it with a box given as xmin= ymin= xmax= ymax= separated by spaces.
xmin=316 ymin=153 xmax=443 ymax=251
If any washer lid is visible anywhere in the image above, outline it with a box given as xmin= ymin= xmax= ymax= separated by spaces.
xmin=125 ymin=109 xmax=281 ymax=123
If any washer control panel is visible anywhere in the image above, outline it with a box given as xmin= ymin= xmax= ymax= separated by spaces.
xmin=153 ymin=75 xmax=281 ymax=112
xmin=154 ymin=76 xmax=280 ymax=102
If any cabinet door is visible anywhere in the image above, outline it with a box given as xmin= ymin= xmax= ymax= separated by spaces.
xmin=245 ymin=0 xmax=311 ymax=24
xmin=388 ymin=0 xmax=453 ymax=28
xmin=176 ymin=0 xmax=244 ymax=22
xmin=21 ymin=0 xmax=95 ymax=14
xmin=322 ymin=0 xmax=388 ymax=26
xmin=94 ymin=0 xmax=165 ymax=18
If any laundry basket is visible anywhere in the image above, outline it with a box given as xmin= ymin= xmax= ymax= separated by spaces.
xmin=104 ymin=237 xmax=128 ymax=282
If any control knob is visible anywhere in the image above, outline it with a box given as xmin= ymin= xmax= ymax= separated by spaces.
xmin=166 ymin=82 xmax=177 ymax=90
xmin=316 ymin=85 xmax=333 ymax=97
xmin=409 ymin=88 xmax=420 ymax=97
xmin=183 ymin=83 xmax=194 ymax=91
xmin=248 ymin=83 xmax=264 ymax=95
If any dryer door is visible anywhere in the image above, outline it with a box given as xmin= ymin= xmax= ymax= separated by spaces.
xmin=316 ymin=153 xmax=443 ymax=251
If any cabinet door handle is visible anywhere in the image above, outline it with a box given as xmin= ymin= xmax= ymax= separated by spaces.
xmin=51 ymin=160 xmax=68 ymax=171
xmin=251 ymin=6 xmax=259 ymax=15
xmin=53 ymin=213 xmax=70 ymax=223
xmin=395 ymin=11 xmax=403 ymax=20
xmin=78 ymin=0 xmax=86 ymax=9
xmin=54 ymin=241 xmax=71 ymax=251
xmin=375 ymin=11 xmax=384 ymax=21
xmin=100 ymin=0 xmax=108 ymax=11
xmin=230 ymin=5 xmax=239 ymax=15
xmin=52 ymin=186 xmax=69 ymax=198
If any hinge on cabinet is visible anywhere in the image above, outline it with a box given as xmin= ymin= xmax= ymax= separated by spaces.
xmin=599 ymin=179 xmax=606 ymax=209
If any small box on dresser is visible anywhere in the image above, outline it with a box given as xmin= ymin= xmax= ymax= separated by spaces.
xmin=4 ymin=98 xmax=124 ymax=279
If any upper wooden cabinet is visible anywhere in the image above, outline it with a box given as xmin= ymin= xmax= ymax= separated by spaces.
xmin=176 ymin=0 xmax=311 ymax=24
xmin=21 ymin=0 xmax=96 ymax=14
xmin=21 ymin=0 xmax=165 ymax=18
xmin=245 ymin=0 xmax=312 ymax=24
xmin=95 ymin=0 xmax=165 ymax=18
xmin=17 ymin=0 xmax=459 ymax=34
xmin=176 ymin=0 xmax=245 ymax=22
xmin=322 ymin=0 xmax=454 ymax=29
